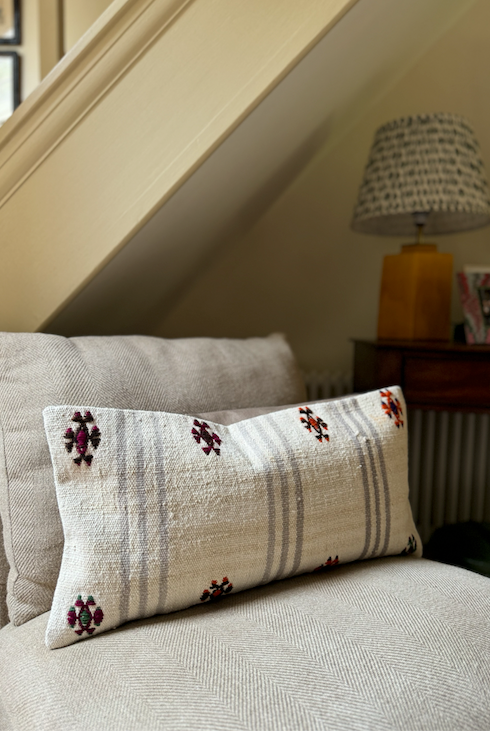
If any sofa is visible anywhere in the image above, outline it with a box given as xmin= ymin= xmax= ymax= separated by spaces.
xmin=0 ymin=332 xmax=488 ymax=731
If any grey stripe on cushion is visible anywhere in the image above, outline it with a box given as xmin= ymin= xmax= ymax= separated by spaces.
xmin=116 ymin=409 xmax=131 ymax=627
xmin=132 ymin=414 xmax=149 ymax=619
xmin=150 ymin=412 xmax=169 ymax=616
xmin=265 ymin=415 xmax=305 ymax=579
xmin=352 ymin=398 xmax=392 ymax=557
xmin=0 ymin=559 xmax=489 ymax=731
xmin=239 ymin=424 xmax=276 ymax=585
xmin=253 ymin=420 xmax=291 ymax=581
xmin=341 ymin=402 xmax=384 ymax=558
xmin=329 ymin=404 xmax=373 ymax=561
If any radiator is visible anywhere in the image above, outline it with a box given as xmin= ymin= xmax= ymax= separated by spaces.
xmin=408 ymin=409 xmax=490 ymax=542
xmin=302 ymin=369 xmax=353 ymax=400
xmin=303 ymin=372 xmax=490 ymax=544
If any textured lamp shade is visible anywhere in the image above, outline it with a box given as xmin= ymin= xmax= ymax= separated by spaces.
xmin=352 ymin=113 xmax=490 ymax=236
xmin=352 ymin=113 xmax=490 ymax=341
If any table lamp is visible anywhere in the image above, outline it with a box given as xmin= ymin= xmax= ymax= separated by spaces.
xmin=352 ymin=113 xmax=490 ymax=340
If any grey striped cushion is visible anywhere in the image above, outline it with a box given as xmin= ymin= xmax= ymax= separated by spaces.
xmin=0 ymin=332 xmax=305 ymax=628
xmin=0 ymin=558 xmax=489 ymax=730
xmin=43 ymin=387 xmax=420 ymax=650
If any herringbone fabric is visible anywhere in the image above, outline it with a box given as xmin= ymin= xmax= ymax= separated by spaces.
xmin=43 ymin=387 xmax=420 ymax=649
xmin=1 ymin=558 xmax=489 ymax=730
xmin=0 ymin=332 xmax=305 ymax=628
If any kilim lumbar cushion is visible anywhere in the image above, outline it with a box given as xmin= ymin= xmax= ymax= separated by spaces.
xmin=43 ymin=387 xmax=421 ymax=649
xmin=0 ymin=332 xmax=304 ymax=629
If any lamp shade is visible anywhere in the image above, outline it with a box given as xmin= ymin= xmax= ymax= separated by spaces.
xmin=352 ymin=113 xmax=490 ymax=236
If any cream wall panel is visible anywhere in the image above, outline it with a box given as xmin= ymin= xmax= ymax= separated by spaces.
xmin=39 ymin=0 xmax=63 ymax=79
xmin=64 ymin=0 xmax=114 ymax=52
xmin=0 ymin=0 xmax=358 ymax=332
xmin=158 ymin=0 xmax=488 ymax=372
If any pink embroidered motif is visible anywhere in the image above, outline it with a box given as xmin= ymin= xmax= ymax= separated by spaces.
xmin=64 ymin=411 xmax=101 ymax=465
xmin=67 ymin=595 xmax=103 ymax=635
xmin=380 ymin=390 xmax=404 ymax=428
xmin=299 ymin=407 xmax=329 ymax=442
xmin=200 ymin=577 xmax=233 ymax=602
xmin=192 ymin=420 xmax=221 ymax=455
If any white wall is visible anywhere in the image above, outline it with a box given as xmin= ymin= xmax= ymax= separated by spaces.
xmin=157 ymin=0 xmax=490 ymax=373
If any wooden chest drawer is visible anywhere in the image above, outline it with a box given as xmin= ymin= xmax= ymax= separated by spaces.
xmin=353 ymin=340 xmax=490 ymax=412
xmin=403 ymin=354 xmax=490 ymax=410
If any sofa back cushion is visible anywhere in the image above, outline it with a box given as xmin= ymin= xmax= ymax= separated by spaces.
xmin=0 ymin=332 xmax=305 ymax=627
xmin=43 ymin=387 xmax=420 ymax=649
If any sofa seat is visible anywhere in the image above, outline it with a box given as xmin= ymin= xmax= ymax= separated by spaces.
xmin=1 ymin=557 xmax=488 ymax=731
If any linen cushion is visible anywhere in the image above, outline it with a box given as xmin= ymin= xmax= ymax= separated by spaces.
xmin=0 ymin=332 xmax=305 ymax=628
xmin=1 ymin=558 xmax=489 ymax=731
xmin=43 ymin=386 xmax=420 ymax=649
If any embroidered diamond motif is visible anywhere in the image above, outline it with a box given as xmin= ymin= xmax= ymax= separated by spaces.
xmin=192 ymin=420 xmax=221 ymax=455
xmin=64 ymin=411 xmax=101 ymax=466
xmin=314 ymin=556 xmax=339 ymax=571
xmin=299 ymin=407 xmax=329 ymax=442
xmin=380 ymin=390 xmax=404 ymax=428
xmin=200 ymin=577 xmax=233 ymax=602
xmin=67 ymin=595 xmax=103 ymax=636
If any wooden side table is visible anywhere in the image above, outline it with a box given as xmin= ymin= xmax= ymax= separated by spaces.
xmin=353 ymin=340 xmax=490 ymax=412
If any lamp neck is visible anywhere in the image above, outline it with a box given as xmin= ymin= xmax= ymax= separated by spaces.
xmin=401 ymin=243 xmax=438 ymax=253
xmin=412 ymin=211 xmax=429 ymax=244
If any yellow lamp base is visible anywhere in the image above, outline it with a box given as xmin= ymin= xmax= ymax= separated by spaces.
xmin=377 ymin=244 xmax=453 ymax=341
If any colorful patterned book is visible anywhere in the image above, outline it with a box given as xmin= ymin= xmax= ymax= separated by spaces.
xmin=457 ymin=269 xmax=490 ymax=344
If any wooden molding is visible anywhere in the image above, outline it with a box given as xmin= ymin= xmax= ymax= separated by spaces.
xmin=0 ymin=0 xmax=194 ymax=204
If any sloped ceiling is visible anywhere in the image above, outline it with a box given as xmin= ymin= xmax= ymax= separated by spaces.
xmin=46 ymin=0 xmax=475 ymax=337
xmin=0 ymin=0 xmax=475 ymax=335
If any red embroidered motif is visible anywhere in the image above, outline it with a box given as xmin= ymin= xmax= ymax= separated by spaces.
xmin=299 ymin=407 xmax=329 ymax=442
xmin=64 ymin=411 xmax=101 ymax=465
xmin=192 ymin=420 xmax=221 ymax=455
xmin=380 ymin=390 xmax=404 ymax=428
xmin=67 ymin=595 xmax=103 ymax=635
xmin=200 ymin=577 xmax=233 ymax=602
xmin=314 ymin=556 xmax=339 ymax=571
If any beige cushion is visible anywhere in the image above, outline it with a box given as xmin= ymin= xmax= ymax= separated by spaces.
xmin=0 ymin=332 xmax=305 ymax=628
xmin=43 ymin=387 xmax=420 ymax=649
xmin=1 ymin=558 xmax=489 ymax=730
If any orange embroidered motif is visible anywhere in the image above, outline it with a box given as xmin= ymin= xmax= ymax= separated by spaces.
xmin=200 ymin=577 xmax=233 ymax=602
xmin=299 ymin=407 xmax=329 ymax=442
xmin=380 ymin=390 xmax=404 ymax=428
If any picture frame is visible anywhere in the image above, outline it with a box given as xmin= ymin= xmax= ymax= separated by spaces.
xmin=0 ymin=51 xmax=19 ymax=125
xmin=0 ymin=0 xmax=20 ymax=45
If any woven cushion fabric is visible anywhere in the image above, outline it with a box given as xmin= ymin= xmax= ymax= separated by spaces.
xmin=195 ymin=393 xmax=350 ymax=425
xmin=43 ymin=386 xmax=420 ymax=650
xmin=1 ymin=558 xmax=489 ymax=731
xmin=0 ymin=332 xmax=305 ymax=628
